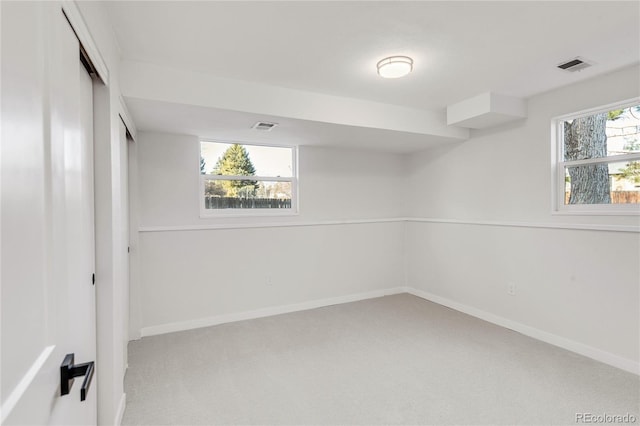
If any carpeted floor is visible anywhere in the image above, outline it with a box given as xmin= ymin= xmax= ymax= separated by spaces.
xmin=122 ymin=294 xmax=639 ymax=425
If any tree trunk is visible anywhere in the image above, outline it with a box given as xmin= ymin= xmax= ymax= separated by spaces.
xmin=564 ymin=113 xmax=611 ymax=204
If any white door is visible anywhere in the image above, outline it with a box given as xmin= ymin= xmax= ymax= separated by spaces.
xmin=1 ymin=3 xmax=97 ymax=425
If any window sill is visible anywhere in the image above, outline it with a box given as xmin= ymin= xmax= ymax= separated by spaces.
xmin=552 ymin=206 xmax=640 ymax=216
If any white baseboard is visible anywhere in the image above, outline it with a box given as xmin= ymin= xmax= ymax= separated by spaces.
xmin=137 ymin=285 xmax=638 ymax=376
xmin=140 ymin=287 xmax=406 ymax=337
xmin=115 ymin=393 xmax=126 ymax=426
xmin=405 ymin=286 xmax=640 ymax=375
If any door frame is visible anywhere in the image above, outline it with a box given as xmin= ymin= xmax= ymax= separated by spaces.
xmin=63 ymin=3 xmax=136 ymax=424
xmin=61 ymin=1 xmax=108 ymax=86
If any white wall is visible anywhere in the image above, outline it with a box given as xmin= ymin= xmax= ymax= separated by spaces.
xmin=298 ymin=146 xmax=408 ymax=220
xmin=138 ymin=222 xmax=404 ymax=335
xmin=133 ymin=133 xmax=407 ymax=335
xmin=136 ymin=133 xmax=407 ymax=228
xmin=405 ymin=65 xmax=640 ymax=372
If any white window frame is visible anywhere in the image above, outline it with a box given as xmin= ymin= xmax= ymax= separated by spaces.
xmin=551 ymin=98 xmax=640 ymax=216
xmin=199 ymin=140 xmax=299 ymax=218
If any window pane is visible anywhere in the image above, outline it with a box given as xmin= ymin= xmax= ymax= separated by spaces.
xmin=607 ymin=106 xmax=640 ymax=157
xmin=201 ymin=141 xmax=292 ymax=177
xmin=563 ymin=105 xmax=640 ymax=161
xmin=204 ymin=180 xmax=292 ymax=210
xmin=564 ymin=161 xmax=640 ymax=205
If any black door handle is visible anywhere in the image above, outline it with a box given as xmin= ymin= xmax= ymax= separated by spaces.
xmin=60 ymin=353 xmax=95 ymax=401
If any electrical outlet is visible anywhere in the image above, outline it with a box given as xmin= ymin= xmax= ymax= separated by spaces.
xmin=507 ymin=282 xmax=516 ymax=296
xmin=266 ymin=276 xmax=273 ymax=286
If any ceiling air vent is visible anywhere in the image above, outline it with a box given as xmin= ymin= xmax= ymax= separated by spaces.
xmin=557 ymin=57 xmax=592 ymax=72
xmin=251 ymin=121 xmax=278 ymax=131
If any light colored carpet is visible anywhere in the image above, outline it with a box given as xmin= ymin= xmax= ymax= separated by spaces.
xmin=122 ymin=294 xmax=639 ymax=425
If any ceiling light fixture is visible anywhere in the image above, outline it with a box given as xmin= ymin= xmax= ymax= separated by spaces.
xmin=377 ymin=56 xmax=413 ymax=79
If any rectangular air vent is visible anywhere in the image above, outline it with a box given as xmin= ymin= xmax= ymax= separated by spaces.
xmin=251 ymin=121 xmax=278 ymax=131
xmin=557 ymin=57 xmax=592 ymax=72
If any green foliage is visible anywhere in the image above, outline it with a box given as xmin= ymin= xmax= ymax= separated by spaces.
xmin=204 ymin=180 xmax=226 ymax=196
xmin=624 ymin=139 xmax=640 ymax=152
xmin=619 ymin=161 xmax=640 ymax=184
xmin=200 ymin=156 xmax=206 ymax=175
xmin=213 ymin=144 xmax=256 ymax=176
xmin=612 ymin=105 xmax=640 ymax=186
xmin=608 ymin=109 xmax=624 ymax=121
xmin=213 ymin=144 xmax=258 ymax=197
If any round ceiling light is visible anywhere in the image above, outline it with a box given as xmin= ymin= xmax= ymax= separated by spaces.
xmin=376 ymin=56 xmax=413 ymax=79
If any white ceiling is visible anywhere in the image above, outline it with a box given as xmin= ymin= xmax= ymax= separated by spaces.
xmin=108 ymin=1 xmax=639 ymax=111
xmin=106 ymin=1 xmax=639 ymax=152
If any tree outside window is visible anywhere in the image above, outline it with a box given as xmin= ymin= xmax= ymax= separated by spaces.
xmin=558 ymin=103 xmax=640 ymax=211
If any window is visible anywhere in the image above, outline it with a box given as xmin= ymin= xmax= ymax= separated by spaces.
xmin=553 ymin=99 xmax=640 ymax=214
xmin=200 ymin=141 xmax=297 ymax=216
